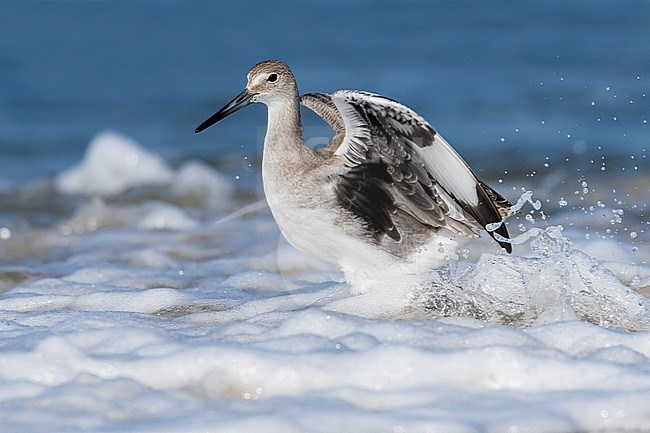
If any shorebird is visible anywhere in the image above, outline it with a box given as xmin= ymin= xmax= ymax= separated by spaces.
xmin=196 ymin=60 xmax=513 ymax=290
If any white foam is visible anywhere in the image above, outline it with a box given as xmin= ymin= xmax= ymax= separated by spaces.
xmin=1 ymin=297 xmax=649 ymax=433
xmin=2 ymin=133 xmax=649 ymax=433
xmin=137 ymin=202 xmax=198 ymax=230
xmin=0 ymin=276 xmax=189 ymax=314
xmin=55 ymin=131 xmax=174 ymax=196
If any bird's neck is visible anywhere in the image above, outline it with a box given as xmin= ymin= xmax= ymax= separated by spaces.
xmin=261 ymin=96 xmax=320 ymax=212
xmin=263 ymin=97 xmax=313 ymax=167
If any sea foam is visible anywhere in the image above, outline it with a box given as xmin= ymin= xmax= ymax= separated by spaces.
xmin=56 ymin=131 xmax=175 ymax=196
xmin=1 ymin=132 xmax=649 ymax=433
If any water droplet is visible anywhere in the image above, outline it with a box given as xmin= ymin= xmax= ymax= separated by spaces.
xmin=500 ymin=137 xmax=506 ymax=143
xmin=0 ymin=227 xmax=11 ymax=240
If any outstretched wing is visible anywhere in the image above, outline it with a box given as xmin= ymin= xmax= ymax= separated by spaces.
xmin=300 ymin=90 xmax=512 ymax=252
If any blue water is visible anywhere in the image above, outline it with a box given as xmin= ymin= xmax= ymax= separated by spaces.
xmin=1 ymin=0 xmax=648 ymax=185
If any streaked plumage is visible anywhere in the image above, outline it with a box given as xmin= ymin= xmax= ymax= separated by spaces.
xmin=196 ymin=60 xmax=513 ymax=291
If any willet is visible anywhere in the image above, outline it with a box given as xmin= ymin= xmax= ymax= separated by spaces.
xmin=196 ymin=60 xmax=513 ymax=290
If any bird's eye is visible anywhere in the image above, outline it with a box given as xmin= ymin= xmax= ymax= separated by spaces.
xmin=267 ymin=73 xmax=278 ymax=82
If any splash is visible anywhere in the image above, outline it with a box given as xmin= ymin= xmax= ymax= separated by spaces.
xmin=486 ymin=190 xmax=542 ymax=234
xmin=414 ymin=225 xmax=650 ymax=331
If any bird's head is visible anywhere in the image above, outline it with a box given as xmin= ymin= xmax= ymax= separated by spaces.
xmin=195 ymin=60 xmax=297 ymax=133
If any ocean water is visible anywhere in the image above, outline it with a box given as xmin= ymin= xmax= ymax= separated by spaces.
xmin=1 ymin=1 xmax=650 ymax=432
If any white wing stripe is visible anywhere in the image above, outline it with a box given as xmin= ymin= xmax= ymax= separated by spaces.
xmin=333 ymin=95 xmax=371 ymax=161
xmin=416 ymin=134 xmax=480 ymax=206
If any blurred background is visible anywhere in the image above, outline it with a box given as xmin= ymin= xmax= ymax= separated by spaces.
xmin=1 ymin=0 xmax=648 ymax=180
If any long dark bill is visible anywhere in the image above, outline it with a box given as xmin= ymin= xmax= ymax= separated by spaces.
xmin=195 ymin=89 xmax=256 ymax=133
